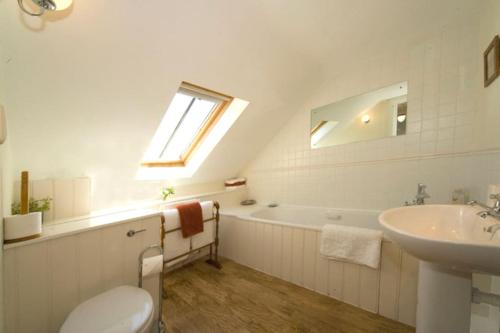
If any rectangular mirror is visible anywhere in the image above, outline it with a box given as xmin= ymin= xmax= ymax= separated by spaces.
xmin=310 ymin=81 xmax=408 ymax=148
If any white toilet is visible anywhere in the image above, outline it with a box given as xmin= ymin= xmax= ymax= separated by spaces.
xmin=60 ymin=285 xmax=155 ymax=333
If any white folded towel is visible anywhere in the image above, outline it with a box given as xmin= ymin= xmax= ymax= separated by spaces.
xmin=320 ymin=224 xmax=383 ymax=269
xmin=162 ymin=200 xmax=214 ymax=231
xmin=200 ymin=201 xmax=214 ymax=220
xmin=163 ymin=208 xmax=181 ymax=231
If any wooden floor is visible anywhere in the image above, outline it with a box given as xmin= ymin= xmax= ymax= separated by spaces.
xmin=163 ymin=258 xmax=415 ymax=333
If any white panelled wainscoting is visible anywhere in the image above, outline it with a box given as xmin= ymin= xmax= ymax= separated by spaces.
xmin=3 ymin=216 xmax=161 ymax=333
xmin=219 ymin=215 xmax=418 ymax=327
xmin=2 ymin=187 xmax=247 ymax=333
xmin=12 ymin=177 xmax=91 ymax=223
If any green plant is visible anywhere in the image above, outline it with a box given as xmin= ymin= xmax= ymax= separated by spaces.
xmin=161 ymin=187 xmax=175 ymax=201
xmin=11 ymin=197 xmax=52 ymax=215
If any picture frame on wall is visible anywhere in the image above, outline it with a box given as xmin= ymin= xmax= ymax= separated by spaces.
xmin=484 ymin=35 xmax=500 ymax=87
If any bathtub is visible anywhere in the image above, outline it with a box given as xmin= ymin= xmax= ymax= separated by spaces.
xmin=247 ymin=205 xmax=382 ymax=231
xmin=219 ymin=204 xmax=418 ymax=327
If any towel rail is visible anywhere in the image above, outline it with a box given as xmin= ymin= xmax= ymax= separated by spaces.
xmin=163 ymin=217 xmax=216 ymax=235
xmin=138 ymin=245 xmax=165 ymax=333
xmin=163 ymin=243 xmax=213 ymax=263
xmin=160 ymin=201 xmax=221 ymax=269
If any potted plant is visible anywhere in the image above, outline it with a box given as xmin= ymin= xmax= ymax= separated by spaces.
xmin=4 ymin=171 xmax=50 ymax=244
xmin=161 ymin=187 xmax=175 ymax=201
xmin=11 ymin=197 xmax=52 ymax=222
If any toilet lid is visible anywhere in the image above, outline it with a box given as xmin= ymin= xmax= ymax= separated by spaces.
xmin=60 ymin=286 xmax=154 ymax=333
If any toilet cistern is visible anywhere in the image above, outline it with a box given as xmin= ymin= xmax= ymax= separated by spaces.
xmin=405 ymin=183 xmax=430 ymax=206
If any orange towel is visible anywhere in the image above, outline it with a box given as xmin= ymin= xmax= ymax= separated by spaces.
xmin=176 ymin=202 xmax=204 ymax=238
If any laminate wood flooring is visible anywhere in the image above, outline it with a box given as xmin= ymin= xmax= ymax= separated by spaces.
xmin=163 ymin=258 xmax=415 ymax=333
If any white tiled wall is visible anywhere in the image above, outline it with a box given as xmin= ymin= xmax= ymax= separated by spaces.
xmin=242 ymin=10 xmax=497 ymax=212
xmin=241 ymin=8 xmax=500 ymax=332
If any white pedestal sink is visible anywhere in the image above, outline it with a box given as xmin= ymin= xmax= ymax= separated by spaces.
xmin=379 ymin=205 xmax=500 ymax=333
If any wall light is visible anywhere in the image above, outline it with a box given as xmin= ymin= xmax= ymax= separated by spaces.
xmin=18 ymin=0 xmax=72 ymax=16
xmin=397 ymin=114 xmax=407 ymax=123
xmin=361 ymin=114 xmax=370 ymax=124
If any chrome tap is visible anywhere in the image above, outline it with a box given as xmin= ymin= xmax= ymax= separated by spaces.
xmin=405 ymin=183 xmax=430 ymax=206
xmin=491 ymin=194 xmax=500 ymax=215
xmin=486 ymin=224 xmax=500 ymax=233
xmin=468 ymin=194 xmax=500 ymax=220
xmin=416 ymin=183 xmax=430 ymax=205
xmin=485 ymin=224 xmax=500 ymax=239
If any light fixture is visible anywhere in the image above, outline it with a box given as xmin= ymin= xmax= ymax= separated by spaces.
xmin=397 ymin=114 xmax=407 ymax=123
xmin=361 ymin=114 xmax=370 ymax=124
xmin=18 ymin=0 xmax=72 ymax=16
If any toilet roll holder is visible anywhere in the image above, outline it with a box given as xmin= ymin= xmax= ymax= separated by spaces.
xmin=139 ymin=245 xmax=165 ymax=333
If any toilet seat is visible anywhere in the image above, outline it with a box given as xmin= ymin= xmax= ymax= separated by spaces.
xmin=60 ymin=285 xmax=154 ymax=333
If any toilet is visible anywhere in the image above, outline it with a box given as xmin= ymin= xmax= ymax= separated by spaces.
xmin=60 ymin=285 xmax=154 ymax=333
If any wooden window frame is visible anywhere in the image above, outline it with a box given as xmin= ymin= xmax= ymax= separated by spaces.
xmin=141 ymin=82 xmax=233 ymax=168
xmin=311 ymin=120 xmax=327 ymax=136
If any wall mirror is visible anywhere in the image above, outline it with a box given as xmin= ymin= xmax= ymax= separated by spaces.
xmin=310 ymin=81 xmax=408 ymax=148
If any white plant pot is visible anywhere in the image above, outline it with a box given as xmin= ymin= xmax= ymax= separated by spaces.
xmin=4 ymin=212 xmax=42 ymax=244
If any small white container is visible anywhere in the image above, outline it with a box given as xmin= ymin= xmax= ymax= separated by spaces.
xmin=4 ymin=212 xmax=42 ymax=244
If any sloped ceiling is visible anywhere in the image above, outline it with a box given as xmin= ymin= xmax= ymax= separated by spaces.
xmin=0 ymin=0 xmax=479 ymax=208
xmin=255 ymin=0 xmax=479 ymax=67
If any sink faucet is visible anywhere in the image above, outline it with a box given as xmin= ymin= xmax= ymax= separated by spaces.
xmin=468 ymin=194 xmax=500 ymax=220
xmin=485 ymin=224 xmax=500 ymax=239
xmin=416 ymin=184 xmax=430 ymax=205
xmin=405 ymin=183 xmax=430 ymax=206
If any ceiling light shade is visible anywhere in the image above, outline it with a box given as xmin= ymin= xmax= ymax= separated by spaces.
xmin=361 ymin=114 xmax=370 ymax=124
xmin=397 ymin=114 xmax=407 ymax=123
xmin=36 ymin=0 xmax=72 ymax=10
xmin=18 ymin=0 xmax=72 ymax=16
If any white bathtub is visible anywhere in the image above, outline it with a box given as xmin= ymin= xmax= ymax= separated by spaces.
xmin=219 ymin=204 xmax=418 ymax=327
xmin=247 ymin=205 xmax=381 ymax=230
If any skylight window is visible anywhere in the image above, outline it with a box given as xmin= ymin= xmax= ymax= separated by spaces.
xmin=141 ymin=82 xmax=233 ymax=168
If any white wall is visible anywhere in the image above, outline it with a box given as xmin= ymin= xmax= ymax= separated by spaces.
xmin=477 ymin=0 xmax=500 ymax=150
xmin=243 ymin=5 xmax=497 ymax=209
xmin=0 ymin=33 xmax=14 ymax=333
xmin=0 ymin=0 xmax=320 ymax=211
xmin=0 ymin=42 xmax=5 ymax=333
xmin=0 ymin=139 xmax=10 ymax=333
xmin=242 ymin=3 xmax=500 ymax=331
xmin=0 ymin=0 xmax=483 ymax=213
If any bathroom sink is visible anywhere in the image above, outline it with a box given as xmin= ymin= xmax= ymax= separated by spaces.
xmin=379 ymin=205 xmax=500 ymax=275
xmin=380 ymin=205 xmax=500 ymax=333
